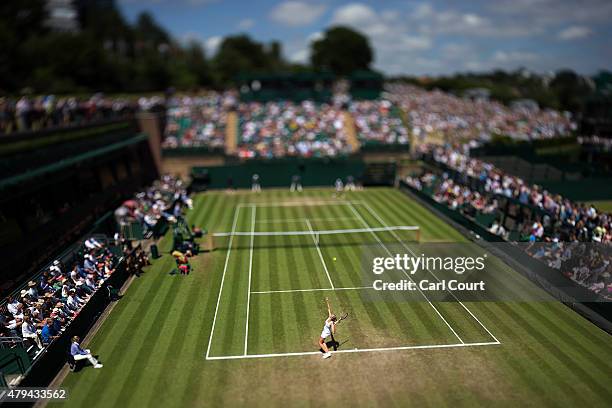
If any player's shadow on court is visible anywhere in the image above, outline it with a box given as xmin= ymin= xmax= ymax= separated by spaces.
xmin=319 ymin=339 xmax=347 ymax=353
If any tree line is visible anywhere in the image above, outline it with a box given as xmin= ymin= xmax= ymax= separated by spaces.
xmin=0 ymin=2 xmax=373 ymax=94
xmin=1 ymin=1 xmax=609 ymax=114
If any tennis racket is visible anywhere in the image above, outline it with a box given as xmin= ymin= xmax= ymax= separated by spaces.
xmin=335 ymin=312 xmax=349 ymax=325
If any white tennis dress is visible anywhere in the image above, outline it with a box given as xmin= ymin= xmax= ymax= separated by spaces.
xmin=320 ymin=318 xmax=333 ymax=339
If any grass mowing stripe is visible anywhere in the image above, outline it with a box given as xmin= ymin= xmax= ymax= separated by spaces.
xmin=516 ymin=302 xmax=612 ymax=397
xmin=496 ymin=302 xmax=609 ymax=402
xmin=81 ymin=259 xmax=174 ymax=407
xmin=207 ymin=196 xmax=248 ymax=356
xmin=277 ymin=233 xmax=312 ymax=353
xmin=471 ymin=302 xmax=575 ymax=406
xmin=531 ymin=302 xmax=612 ymax=362
xmin=143 ymin=255 xmax=216 ymax=407
xmin=217 ymin=243 xmax=249 ymax=355
xmin=67 ymin=256 xmax=175 ymax=408
xmin=265 ymin=226 xmax=290 ymax=353
xmin=109 ymin=272 xmax=184 ymax=407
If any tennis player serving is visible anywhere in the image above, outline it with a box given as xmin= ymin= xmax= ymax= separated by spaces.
xmin=318 ymin=297 xmax=337 ymax=359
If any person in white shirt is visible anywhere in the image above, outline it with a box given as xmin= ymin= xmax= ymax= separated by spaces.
xmin=7 ymin=297 xmax=20 ymax=316
xmin=85 ymin=274 xmax=97 ymax=290
xmin=67 ymin=290 xmax=85 ymax=311
xmin=251 ymin=174 xmax=261 ymax=193
xmin=21 ymin=316 xmax=42 ymax=349
xmin=317 ymin=299 xmax=338 ymax=359
xmin=334 ymin=178 xmax=344 ymax=197
xmin=84 ymin=237 xmax=104 ymax=250
xmin=49 ymin=260 xmax=62 ymax=276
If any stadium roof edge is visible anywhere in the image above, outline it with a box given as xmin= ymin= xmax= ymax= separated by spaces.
xmin=0 ymin=133 xmax=148 ymax=190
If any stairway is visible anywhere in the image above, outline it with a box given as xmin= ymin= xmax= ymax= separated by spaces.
xmin=342 ymin=111 xmax=361 ymax=153
xmin=225 ymin=111 xmax=238 ymax=155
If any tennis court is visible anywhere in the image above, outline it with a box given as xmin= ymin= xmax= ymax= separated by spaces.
xmin=206 ymin=199 xmax=499 ymax=360
xmin=55 ymin=188 xmax=612 ymax=408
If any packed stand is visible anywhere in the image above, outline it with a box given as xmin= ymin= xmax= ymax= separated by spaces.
xmin=0 ymin=94 xmax=143 ymax=135
xmin=406 ymin=144 xmax=611 ymax=297
xmin=0 ymin=237 xmax=151 ymax=353
xmin=386 ymin=83 xmax=575 ymax=143
xmin=527 ymin=242 xmax=611 ymax=298
xmin=349 ymin=99 xmax=409 ymax=145
xmin=114 ymin=174 xmax=193 ymax=235
xmin=237 ymin=100 xmax=351 ymax=158
xmin=162 ymin=92 xmax=236 ymax=150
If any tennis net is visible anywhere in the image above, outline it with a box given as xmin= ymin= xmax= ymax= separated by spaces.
xmin=211 ymin=226 xmax=420 ymax=250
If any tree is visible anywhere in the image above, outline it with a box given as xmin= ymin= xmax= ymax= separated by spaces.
xmin=310 ymin=26 xmax=373 ymax=75
xmin=184 ymin=41 xmax=212 ymax=87
xmin=134 ymin=12 xmax=170 ymax=48
xmin=212 ymin=35 xmax=269 ymax=83
xmin=550 ymin=70 xmax=593 ymax=112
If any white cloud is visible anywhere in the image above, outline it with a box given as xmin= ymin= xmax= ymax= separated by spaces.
xmin=237 ymin=18 xmax=255 ymax=30
xmin=558 ymin=26 xmax=592 ymax=40
xmin=490 ymin=0 xmax=612 ymax=25
xmin=332 ymin=3 xmax=377 ymax=27
xmin=492 ymin=51 xmax=537 ymax=63
xmin=307 ymin=31 xmax=323 ymax=43
xmin=410 ymin=4 xmax=540 ymax=38
xmin=330 ymin=3 xmax=433 ymax=73
xmin=281 ymin=31 xmax=323 ymax=64
xmin=270 ymin=1 xmax=327 ymax=27
xmin=290 ymin=49 xmax=309 ymax=63
xmin=204 ymin=36 xmax=222 ymax=56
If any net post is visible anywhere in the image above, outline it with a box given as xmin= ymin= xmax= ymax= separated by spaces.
xmin=205 ymin=233 xmax=215 ymax=252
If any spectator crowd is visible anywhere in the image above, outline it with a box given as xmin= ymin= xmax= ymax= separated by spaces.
xmin=406 ymin=144 xmax=611 ymax=298
xmin=0 ymin=177 xmax=190 ymax=356
xmin=0 ymin=94 xmax=146 ymax=135
xmin=114 ymin=174 xmax=192 ymax=236
xmin=349 ymin=99 xmax=409 ymax=145
xmin=0 ymin=237 xmax=150 ymax=353
xmin=387 ymin=83 xmax=576 ymax=143
xmin=237 ymin=100 xmax=351 ymax=158
xmin=161 ymin=92 xmax=237 ymax=150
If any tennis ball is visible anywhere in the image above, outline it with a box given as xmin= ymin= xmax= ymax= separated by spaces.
xmin=333 ymin=257 xmax=337 ymax=261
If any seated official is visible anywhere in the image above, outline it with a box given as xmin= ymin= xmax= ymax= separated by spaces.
xmin=70 ymin=336 xmax=103 ymax=368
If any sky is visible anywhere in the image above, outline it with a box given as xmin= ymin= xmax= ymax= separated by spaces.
xmin=117 ymin=0 xmax=612 ymax=76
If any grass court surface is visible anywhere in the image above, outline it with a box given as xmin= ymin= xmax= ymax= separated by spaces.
xmin=54 ymin=188 xmax=612 ymax=407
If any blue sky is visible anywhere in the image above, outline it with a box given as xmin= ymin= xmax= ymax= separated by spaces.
xmin=118 ymin=0 xmax=612 ymax=76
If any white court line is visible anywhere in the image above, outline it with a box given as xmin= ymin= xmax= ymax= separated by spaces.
xmin=357 ymin=201 xmax=500 ymax=345
xmin=244 ymin=205 xmax=256 ymax=355
xmin=206 ymin=206 xmax=241 ymax=359
xmin=206 ymin=341 xmax=501 ymax=361
xmin=347 ymin=202 xmax=465 ymax=344
xmin=251 ymin=286 xmax=371 ymax=294
xmin=304 ymin=218 xmax=335 ymax=289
